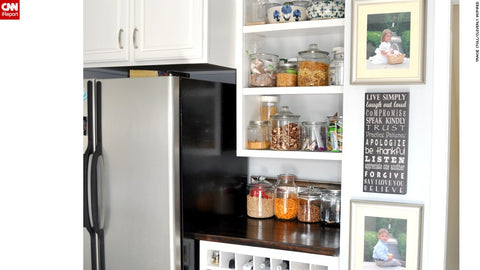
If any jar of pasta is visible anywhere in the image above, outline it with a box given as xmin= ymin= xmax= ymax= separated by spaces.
xmin=297 ymin=44 xmax=330 ymax=86
xmin=276 ymin=62 xmax=297 ymax=87
xmin=260 ymin=95 xmax=279 ymax=121
xmin=274 ymin=174 xmax=298 ymax=220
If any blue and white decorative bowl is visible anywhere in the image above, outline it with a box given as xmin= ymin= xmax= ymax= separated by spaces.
xmin=267 ymin=3 xmax=307 ymax=23
xmin=307 ymin=0 xmax=345 ymax=20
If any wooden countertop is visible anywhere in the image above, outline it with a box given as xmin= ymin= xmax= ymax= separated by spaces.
xmin=185 ymin=214 xmax=340 ymax=256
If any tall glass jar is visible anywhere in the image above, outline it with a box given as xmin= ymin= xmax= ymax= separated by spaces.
xmin=321 ymin=189 xmax=341 ymax=226
xmin=247 ymin=121 xmax=269 ymax=150
xmin=330 ymin=47 xmax=344 ymax=85
xmin=274 ymin=174 xmax=298 ymax=220
xmin=249 ymin=53 xmax=279 ymax=87
xmin=300 ymin=121 xmax=326 ymax=151
xmin=269 ymin=106 xmax=301 ymax=151
xmin=246 ymin=0 xmax=266 ymax=25
xmin=247 ymin=177 xmax=275 ymax=218
xmin=326 ymin=115 xmax=343 ymax=152
xmin=260 ymin=95 xmax=279 ymax=122
xmin=297 ymin=187 xmax=322 ymax=223
xmin=297 ymin=44 xmax=330 ymax=86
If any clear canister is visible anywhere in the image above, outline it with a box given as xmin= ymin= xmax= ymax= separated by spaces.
xmin=274 ymin=174 xmax=298 ymax=220
xmin=260 ymin=95 xmax=279 ymax=121
xmin=247 ymin=177 xmax=275 ymax=218
xmin=297 ymin=187 xmax=322 ymax=223
xmin=297 ymin=44 xmax=330 ymax=86
xmin=276 ymin=62 xmax=297 ymax=87
xmin=247 ymin=120 xmax=270 ymax=150
xmin=269 ymin=106 xmax=301 ymax=151
xmin=249 ymin=53 xmax=279 ymax=87
xmin=301 ymin=121 xmax=326 ymax=151
xmin=330 ymin=47 xmax=344 ymax=86
xmin=321 ymin=189 xmax=341 ymax=226
xmin=326 ymin=115 xmax=343 ymax=152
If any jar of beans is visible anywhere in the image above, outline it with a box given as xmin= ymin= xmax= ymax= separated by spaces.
xmin=297 ymin=187 xmax=322 ymax=223
xmin=269 ymin=106 xmax=300 ymax=151
xmin=274 ymin=174 xmax=298 ymax=220
xmin=297 ymin=44 xmax=330 ymax=86
xmin=246 ymin=177 xmax=275 ymax=218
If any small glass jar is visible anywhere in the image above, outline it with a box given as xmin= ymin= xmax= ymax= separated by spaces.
xmin=330 ymin=47 xmax=344 ymax=86
xmin=247 ymin=120 xmax=270 ymax=150
xmin=274 ymin=174 xmax=298 ymax=220
xmin=321 ymin=189 xmax=341 ymax=226
xmin=276 ymin=62 xmax=297 ymax=87
xmin=297 ymin=187 xmax=322 ymax=223
xmin=297 ymin=44 xmax=330 ymax=86
xmin=246 ymin=0 xmax=267 ymax=25
xmin=269 ymin=106 xmax=301 ymax=151
xmin=260 ymin=95 xmax=279 ymax=122
xmin=249 ymin=53 xmax=279 ymax=87
xmin=211 ymin=250 xmax=220 ymax=265
xmin=326 ymin=115 xmax=343 ymax=152
xmin=301 ymin=121 xmax=326 ymax=151
xmin=247 ymin=177 xmax=275 ymax=218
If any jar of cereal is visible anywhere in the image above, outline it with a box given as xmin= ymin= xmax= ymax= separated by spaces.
xmin=276 ymin=62 xmax=297 ymax=87
xmin=274 ymin=174 xmax=298 ymax=220
xmin=297 ymin=44 xmax=330 ymax=86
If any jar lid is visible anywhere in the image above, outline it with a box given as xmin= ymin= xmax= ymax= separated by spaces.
xmin=301 ymin=121 xmax=326 ymax=125
xmin=260 ymin=95 xmax=279 ymax=102
xmin=298 ymin=44 xmax=329 ymax=57
xmin=279 ymin=62 xmax=297 ymax=68
xmin=298 ymin=186 xmax=322 ymax=198
xmin=322 ymin=189 xmax=341 ymax=195
xmin=248 ymin=177 xmax=274 ymax=188
xmin=249 ymin=120 xmax=268 ymax=126
xmin=332 ymin=47 xmax=344 ymax=53
xmin=271 ymin=106 xmax=300 ymax=120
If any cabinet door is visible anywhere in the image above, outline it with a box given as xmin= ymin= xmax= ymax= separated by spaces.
xmin=84 ymin=0 xmax=129 ymax=64
xmin=133 ymin=0 xmax=205 ymax=63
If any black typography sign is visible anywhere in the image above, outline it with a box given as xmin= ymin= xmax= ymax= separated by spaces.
xmin=363 ymin=92 xmax=409 ymax=194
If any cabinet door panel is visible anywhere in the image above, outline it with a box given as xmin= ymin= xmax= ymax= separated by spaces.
xmin=84 ymin=0 xmax=129 ymax=64
xmin=133 ymin=0 xmax=204 ymax=63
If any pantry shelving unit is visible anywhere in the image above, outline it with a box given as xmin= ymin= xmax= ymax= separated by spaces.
xmin=236 ymin=8 xmax=345 ymax=161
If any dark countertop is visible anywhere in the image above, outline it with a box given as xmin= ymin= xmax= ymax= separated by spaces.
xmin=185 ymin=214 xmax=340 ymax=256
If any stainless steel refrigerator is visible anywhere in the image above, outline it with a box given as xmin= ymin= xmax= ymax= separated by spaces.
xmin=83 ymin=75 xmax=247 ymax=270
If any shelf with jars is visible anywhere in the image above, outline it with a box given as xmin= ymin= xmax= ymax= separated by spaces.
xmin=237 ymin=1 xmax=345 ymax=161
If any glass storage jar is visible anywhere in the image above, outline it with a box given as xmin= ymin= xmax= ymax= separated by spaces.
xmin=297 ymin=44 xmax=330 ymax=86
xmin=329 ymin=47 xmax=344 ymax=85
xmin=300 ymin=121 xmax=326 ymax=151
xmin=326 ymin=115 xmax=343 ymax=152
xmin=297 ymin=187 xmax=322 ymax=223
xmin=276 ymin=62 xmax=297 ymax=87
xmin=274 ymin=174 xmax=298 ymax=220
xmin=246 ymin=177 xmax=275 ymax=218
xmin=269 ymin=106 xmax=300 ymax=151
xmin=246 ymin=0 xmax=267 ymax=25
xmin=321 ymin=189 xmax=341 ymax=226
xmin=247 ymin=120 xmax=270 ymax=150
xmin=249 ymin=53 xmax=279 ymax=87
xmin=260 ymin=95 xmax=279 ymax=122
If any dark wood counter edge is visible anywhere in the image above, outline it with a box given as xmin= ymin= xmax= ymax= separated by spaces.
xmin=191 ymin=232 xmax=339 ymax=256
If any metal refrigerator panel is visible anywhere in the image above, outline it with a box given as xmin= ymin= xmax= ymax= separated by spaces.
xmin=99 ymin=76 xmax=180 ymax=270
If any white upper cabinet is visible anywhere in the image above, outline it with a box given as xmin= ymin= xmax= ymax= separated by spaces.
xmin=83 ymin=0 xmax=129 ymax=64
xmin=84 ymin=0 xmax=236 ymax=68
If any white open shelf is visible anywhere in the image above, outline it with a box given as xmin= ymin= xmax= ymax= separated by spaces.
xmin=237 ymin=149 xmax=342 ymax=161
xmin=243 ymin=86 xmax=344 ymax=96
xmin=200 ymin=240 xmax=338 ymax=270
xmin=243 ymin=19 xmax=345 ymax=37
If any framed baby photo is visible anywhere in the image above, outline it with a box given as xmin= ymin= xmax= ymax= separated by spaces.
xmin=349 ymin=200 xmax=423 ymax=270
xmin=351 ymin=0 xmax=426 ymax=84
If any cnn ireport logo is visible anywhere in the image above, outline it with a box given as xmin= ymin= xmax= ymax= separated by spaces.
xmin=0 ymin=0 xmax=19 ymax=20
